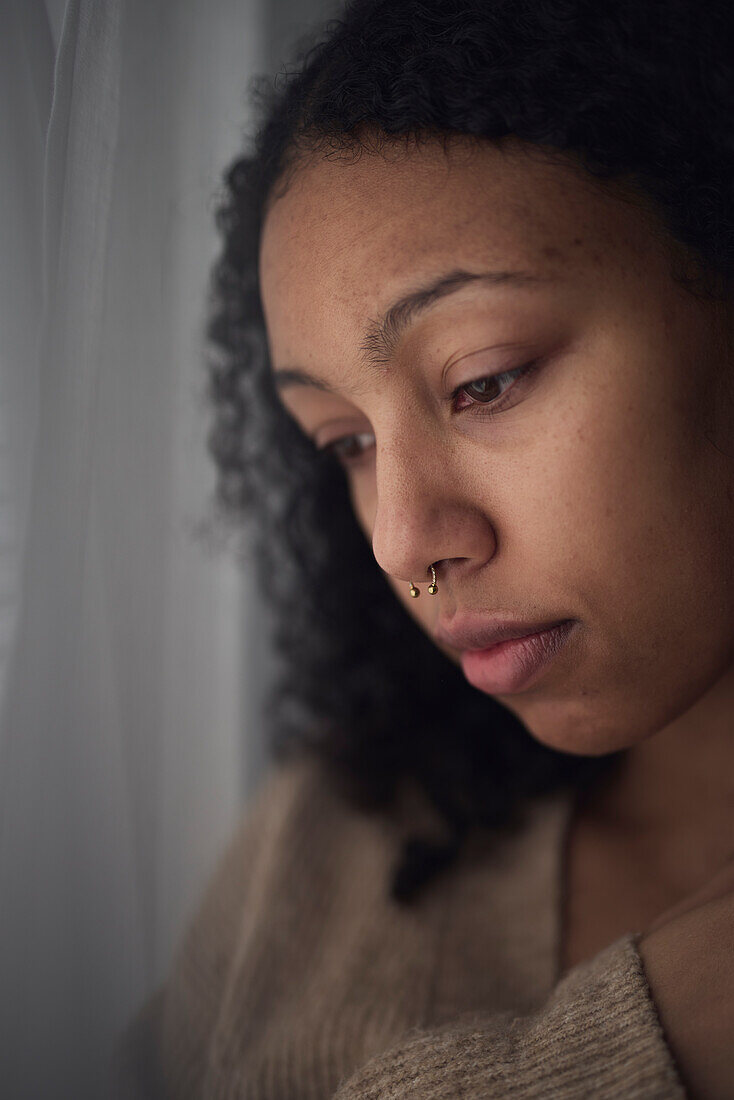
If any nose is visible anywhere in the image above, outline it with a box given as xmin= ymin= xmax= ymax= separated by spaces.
xmin=370 ymin=430 xmax=496 ymax=587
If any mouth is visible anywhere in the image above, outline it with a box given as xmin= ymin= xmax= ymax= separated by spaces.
xmin=434 ymin=616 xmax=577 ymax=695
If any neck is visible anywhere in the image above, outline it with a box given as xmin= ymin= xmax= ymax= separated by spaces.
xmin=590 ymin=665 xmax=734 ymax=892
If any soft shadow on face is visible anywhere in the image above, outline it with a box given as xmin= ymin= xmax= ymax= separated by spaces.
xmin=259 ymin=133 xmax=734 ymax=757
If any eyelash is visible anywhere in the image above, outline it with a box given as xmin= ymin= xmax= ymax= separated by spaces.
xmin=319 ymin=359 xmax=540 ymax=466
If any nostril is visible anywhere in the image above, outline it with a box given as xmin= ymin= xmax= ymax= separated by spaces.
xmin=407 ymin=564 xmax=439 ymax=599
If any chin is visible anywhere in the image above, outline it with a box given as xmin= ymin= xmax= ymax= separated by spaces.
xmin=501 ymin=696 xmax=639 ymax=758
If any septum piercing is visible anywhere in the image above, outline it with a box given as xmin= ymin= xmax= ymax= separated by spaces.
xmin=409 ymin=564 xmax=438 ymax=598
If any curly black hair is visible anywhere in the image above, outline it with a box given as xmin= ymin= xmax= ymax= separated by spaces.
xmin=203 ymin=0 xmax=734 ymax=902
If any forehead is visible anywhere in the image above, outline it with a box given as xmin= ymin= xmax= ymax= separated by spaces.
xmin=258 ymin=136 xmax=663 ymax=367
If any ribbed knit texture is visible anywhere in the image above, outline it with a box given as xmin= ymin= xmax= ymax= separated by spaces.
xmin=113 ymin=753 xmax=688 ymax=1099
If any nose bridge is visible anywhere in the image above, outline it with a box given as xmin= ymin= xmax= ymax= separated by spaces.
xmin=370 ymin=420 xmax=491 ymax=582
xmin=372 ymin=430 xmax=432 ymax=571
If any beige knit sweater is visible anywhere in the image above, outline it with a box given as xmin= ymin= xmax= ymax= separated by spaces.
xmin=113 ymin=751 xmax=688 ymax=1099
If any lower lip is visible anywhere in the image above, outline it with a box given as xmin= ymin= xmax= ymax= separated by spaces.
xmin=460 ymin=620 xmax=576 ymax=695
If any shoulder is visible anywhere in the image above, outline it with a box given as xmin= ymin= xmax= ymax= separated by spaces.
xmin=179 ymin=758 xmax=573 ymax=1003
xmin=202 ymin=749 xmax=400 ymax=910
xmin=167 ymin=749 xmax=372 ymax=981
xmin=112 ymin=757 xmax=574 ymax=1098
xmin=112 ymin=750 xmax=362 ymax=1097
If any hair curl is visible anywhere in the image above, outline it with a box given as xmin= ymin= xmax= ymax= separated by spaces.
xmin=203 ymin=0 xmax=734 ymax=902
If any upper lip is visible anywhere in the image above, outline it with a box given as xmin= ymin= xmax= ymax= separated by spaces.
xmin=434 ymin=613 xmax=573 ymax=652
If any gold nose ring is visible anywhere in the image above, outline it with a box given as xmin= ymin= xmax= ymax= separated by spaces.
xmin=409 ymin=564 xmax=438 ymax=598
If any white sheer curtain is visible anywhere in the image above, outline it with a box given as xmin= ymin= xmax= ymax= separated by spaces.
xmin=0 ymin=0 xmax=338 ymax=1095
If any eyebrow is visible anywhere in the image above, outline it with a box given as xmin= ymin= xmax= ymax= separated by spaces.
xmin=272 ymin=267 xmax=550 ymax=392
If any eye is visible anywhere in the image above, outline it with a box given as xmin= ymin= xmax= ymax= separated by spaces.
xmin=451 ymin=359 xmax=540 ymax=415
xmin=318 ymin=358 xmax=540 ymax=468
xmin=319 ymin=430 xmax=376 ymax=466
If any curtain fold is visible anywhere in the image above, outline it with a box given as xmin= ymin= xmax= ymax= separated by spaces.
xmin=2 ymin=0 xmax=341 ymax=1094
xmin=0 ymin=1 xmax=289 ymax=1094
xmin=0 ymin=1 xmax=53 ymax=726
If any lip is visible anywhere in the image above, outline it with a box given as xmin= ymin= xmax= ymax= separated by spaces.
xmin=434 ymin=615 xmax=577 ymax=695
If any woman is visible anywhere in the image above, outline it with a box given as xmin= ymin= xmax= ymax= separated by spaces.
xmin=117 ymin=0 xmax=734 ymax=1095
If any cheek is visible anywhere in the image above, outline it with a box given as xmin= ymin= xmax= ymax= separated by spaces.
xmin=507 ymin=317 xmax=731 ymax=619
xmin=572 ymin=376 xmax=726 ymax=625
xmin=510 ymin=352 xmax=734 ymax=752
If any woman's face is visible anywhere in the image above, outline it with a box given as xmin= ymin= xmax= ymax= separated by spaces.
xmin=259 ymin=135 xmax=734 ymax=756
